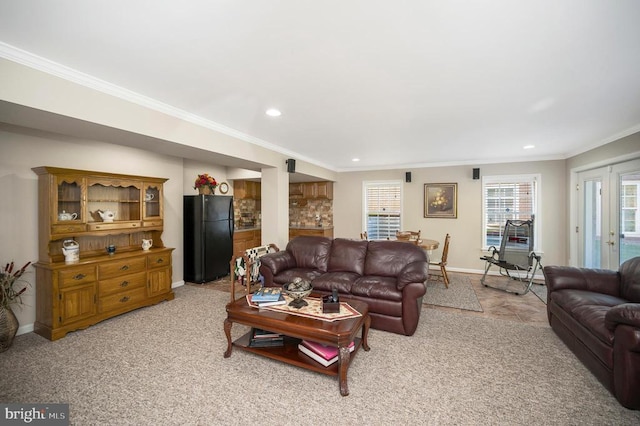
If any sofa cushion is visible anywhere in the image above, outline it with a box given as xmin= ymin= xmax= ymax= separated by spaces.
xmin=620 ymin=257 xmax=640 ymax=302
xmin=351 ymin=276 xmax=403 ymax=302
xmin=312 ymin=271 xmax=359 ymax=293
xmin=286 ymin=236 xmax=332 ymax=272
xmin=550 ymin=302 xmax=614 ymax=369
xmin=327 ymin=238 xmax=368 ymax=275
xmin=551 ymin=289 xmax=625 ymax=347
xmin=364 ymin=241 xmax=427 ymax=277
xmin=550 ymin=289 xmax=627 ymax=313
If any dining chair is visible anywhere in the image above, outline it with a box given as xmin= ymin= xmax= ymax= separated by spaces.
xmin=396 ymin=230 xmax=421 ymax=244
xmin=360 ymin=231 xmax=368 ymax=240
xmin=429 ymin=233 xmax=450 ymax=288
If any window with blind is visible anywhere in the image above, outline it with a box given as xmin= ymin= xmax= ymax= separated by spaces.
xmin=363 ymin=181 xmax=402 ymax=240
xmin=482 ymin=174 xmax=540 ymax=249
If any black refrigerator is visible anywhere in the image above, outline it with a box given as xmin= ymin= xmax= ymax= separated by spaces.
xmin=183 ymin=195 xmax=234 ymax=283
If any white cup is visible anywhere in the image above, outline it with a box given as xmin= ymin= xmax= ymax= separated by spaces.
xmin=145 ymin=193 xmax=154 ymax=201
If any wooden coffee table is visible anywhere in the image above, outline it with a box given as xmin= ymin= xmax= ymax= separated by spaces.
xmin=223 ymin=296 xmax=371 ymax=396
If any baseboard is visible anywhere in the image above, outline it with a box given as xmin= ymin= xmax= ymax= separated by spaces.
xmin=17 ymin=323 xmax=34 ymax=337
xmin=172 ymin=280 xmax=185 ymax=289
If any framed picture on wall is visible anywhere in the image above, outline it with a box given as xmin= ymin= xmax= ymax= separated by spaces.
xmin=424 ymin=183 xmax=457 ymax=218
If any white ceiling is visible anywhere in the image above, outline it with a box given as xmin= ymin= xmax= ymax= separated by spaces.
xmin=1 ymin=0 xmax=640 ymax=172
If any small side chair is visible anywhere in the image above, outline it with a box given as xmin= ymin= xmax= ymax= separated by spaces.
xmin=429 ymin=234 xmax=450 ymax=288
xmin=229 ymin=243 xmax=279 ymax=302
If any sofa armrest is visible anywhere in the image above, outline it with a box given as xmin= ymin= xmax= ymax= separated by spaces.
xmin=397 ymin=261 xmax=429 ymax=290
xmin=605 ymin=303 xmax=640 ymax=331
xmin=259 ymin=251 xmax=296 ymax=276
xmin=543 ymin=265 xmax=621 ymax=297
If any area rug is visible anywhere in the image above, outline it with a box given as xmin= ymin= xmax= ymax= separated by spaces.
xmin=425 ymin=275 xmax=483 ymax=312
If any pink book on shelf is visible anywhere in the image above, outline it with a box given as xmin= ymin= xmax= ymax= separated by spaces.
xmin=301 ymin=340 xmax=355 ymax=360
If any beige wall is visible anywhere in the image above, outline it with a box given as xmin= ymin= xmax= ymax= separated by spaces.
xmin=334 ymin=160 xmax=567 ymax=273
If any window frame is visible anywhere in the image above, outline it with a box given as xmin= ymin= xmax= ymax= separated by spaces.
xmin=481 ymin=174 xmax=541 ymax=251
xmin=362 ymin=180 xmax=403 ymax=241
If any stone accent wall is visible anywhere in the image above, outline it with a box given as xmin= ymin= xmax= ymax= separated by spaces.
xmin=289 ymin=199 xmax=333 ymax=227
xmin=234 ymin=198 xmax=260 ymax=228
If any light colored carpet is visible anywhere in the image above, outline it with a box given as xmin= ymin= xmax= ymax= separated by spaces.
xmin=2 ymin=286 xmax=639 ymax=425
xmin=425 ymin=275 xmax=483 ymax=312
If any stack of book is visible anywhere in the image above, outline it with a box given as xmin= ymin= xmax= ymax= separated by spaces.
xmin=248 ymin=328 xmax=284 ymax=347
xmin=298 ymin=340 xmax=355 ymax=367
xmin=249 ymin=287 xmax=286 ymax=307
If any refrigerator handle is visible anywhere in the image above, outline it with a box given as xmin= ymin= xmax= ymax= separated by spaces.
xmin=229 ymin=200 xmax=235 ymax=236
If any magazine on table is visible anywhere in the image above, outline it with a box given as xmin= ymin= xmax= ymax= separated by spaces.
xmin=251 ymin=287 xmax=283 ymax=302
xmin=246 ymin=294 xmax=286 ymax=308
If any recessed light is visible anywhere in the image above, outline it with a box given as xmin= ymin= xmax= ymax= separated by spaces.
xmin=523 ymin=145 xmax=535 ymax=150
xmin=352 ymin=158 xmax=360 ymax=162
xmin=265 ymin=108 xmax=281 ymax=117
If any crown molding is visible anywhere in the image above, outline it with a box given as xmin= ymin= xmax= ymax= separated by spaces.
xmin=0 ymin=42 xmax=337 ymax=171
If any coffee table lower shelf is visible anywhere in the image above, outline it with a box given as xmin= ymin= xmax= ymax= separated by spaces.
xmin=233 ymin=331 xmax=363 ymax=376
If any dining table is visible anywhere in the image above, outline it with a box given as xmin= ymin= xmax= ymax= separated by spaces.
xmin=418 ymin=239 xmax=439 ymax=251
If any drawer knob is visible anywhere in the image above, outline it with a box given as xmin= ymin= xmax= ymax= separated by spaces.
xmin=156 ymin=258 xmax=164 ymax=264
xmin=73 ymin=273 xmax=86 ymax=280
xmin=120 ymin=265 xmax=129 ymax=271
xmin=120 ymin=281 xmax=129 ymax=287
xmin=120 ymin=296 xmax=130 ymax=303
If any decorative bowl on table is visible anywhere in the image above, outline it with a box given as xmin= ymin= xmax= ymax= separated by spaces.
xmin=283 ymin=278 xmax=313 ymax=309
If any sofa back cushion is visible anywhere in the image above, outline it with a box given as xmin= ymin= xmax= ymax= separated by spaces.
xmin=364 ymin=240 xmax=427 ymax=277
xmin=620 ymin=256 xmax=640 ymax=302
xmin=286 ymin=236 xmax=332 ymax=272
xmin=327 ymin=238 xmax=368 ymax=275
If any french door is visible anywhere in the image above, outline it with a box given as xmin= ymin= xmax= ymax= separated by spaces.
xmin=578 ymin=159 xmax=640 ymax=269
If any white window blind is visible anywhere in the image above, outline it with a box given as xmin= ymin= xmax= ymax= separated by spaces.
xmin=482 ymin=175 xmax=539 ymax=249
xmin=363 ymin=181 xmax=402 ymax=240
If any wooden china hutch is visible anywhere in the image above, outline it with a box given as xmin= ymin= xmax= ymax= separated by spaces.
xmin=32 ymin=167 xmax=174 ymax=340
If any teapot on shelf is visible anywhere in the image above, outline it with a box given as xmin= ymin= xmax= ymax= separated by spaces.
xmin=98 ymin=210 xmax=116 ymax=223
xmin=58 ymin=210 xmax=77 ymax=221
xmin=62 ymin=240 xmax=80 ymax=263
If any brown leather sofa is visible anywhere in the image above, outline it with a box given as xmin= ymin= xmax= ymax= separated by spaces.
xmin=543 ymin=257 xmax=640 ymax=410
xmin=259 ymin=236 xmax=429 ymax=336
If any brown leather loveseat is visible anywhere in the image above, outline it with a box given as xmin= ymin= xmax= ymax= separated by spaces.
xmin=259 ymin=236 xmax=429 ymax=336
xmin=543 ymin=256 xmax=640 ymax=410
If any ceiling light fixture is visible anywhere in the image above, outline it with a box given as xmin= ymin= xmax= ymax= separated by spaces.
xmin=523 ymin=145 xmax=535 ymax=150
xmin=265 ymin=108 xmax=281 ymax=117
xmin=352 ymin=158 xmax=360 ymax=162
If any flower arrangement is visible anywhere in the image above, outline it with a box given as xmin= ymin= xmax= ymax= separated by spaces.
xmin=194 ymin=173 xmax=218 ymax=194
xmin=429 ymin=189 xmax=449 ymax=211
xmin=1 ymin=261 xmax=31 ymax=309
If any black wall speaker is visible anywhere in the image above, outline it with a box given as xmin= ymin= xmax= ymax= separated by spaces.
xmin=473 ymin=168 xmax=480 ymax=180
xmin=405 ymin=172 xmax=412 ymax=183
xmin=286 ymin=159 xmax=296 ymax=173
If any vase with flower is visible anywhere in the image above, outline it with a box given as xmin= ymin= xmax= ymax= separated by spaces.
xmin=194 ymin=173 xmax=218 ymax=195
xmin=0 ymin=261 xmax=31 ymax=352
